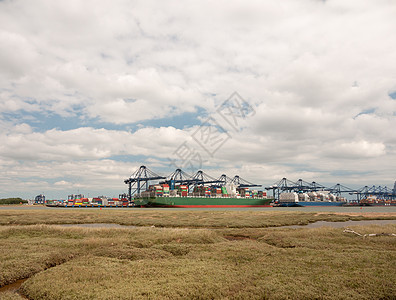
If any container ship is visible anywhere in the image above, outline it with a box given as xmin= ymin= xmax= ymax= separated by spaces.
xmin=275 ymin=191 xmax=347 ymax=207
xmin=45 ymin=194 xmax=131 ymax=207
xmin=137 ymin=184 xmax=273 ymax=207
xmin=355 ymin=196 xmax=396 ymax=206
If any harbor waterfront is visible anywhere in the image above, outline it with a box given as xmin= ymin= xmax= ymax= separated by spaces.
xmin=27 ymin=166 xmax=396 ymax=209
xmin=2 ymin=205 xmax=396 ymax=213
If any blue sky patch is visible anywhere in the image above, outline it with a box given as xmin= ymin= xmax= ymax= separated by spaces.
xmin=2 ymin=107 xmax=206 ymax=133
xmin=353 ymin=108 xmax=376 ymax=119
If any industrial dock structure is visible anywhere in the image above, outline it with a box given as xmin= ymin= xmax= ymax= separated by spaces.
xmin=44 ymin=166 xmax=396 ymax=207
xmin=266 ymin=178 xmax=396 ymax=206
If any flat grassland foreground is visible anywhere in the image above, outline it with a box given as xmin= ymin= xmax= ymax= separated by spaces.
xmin=0 ymin=208 xmax=395 ymax=299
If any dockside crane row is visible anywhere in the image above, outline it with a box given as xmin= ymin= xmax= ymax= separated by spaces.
xmin=266 ymin=178 xmax=396 ymax=201
xmin=159 ymin=169 xmax=200 ymax=191
xmin=394 ymin=181 xmax=396 ymax=196
xmin=266 ymin=178 xmax=346 ymax=200
xmin=355 ymin=184 xmax=396 ymax=201
xmin=327 ymin=184 xmax=357 ymax=197
xmin=231 ymin=175 xmax=262 ymax=189
xmin=265 ymin=178 xmax=301 ymax=200
xmin=191 ymin=170 xmax=225 ymax=189
xmin=217 ymin=174 xmax=233 ymax=186
xmin=124 ymin=166 xmax=166 ymax=202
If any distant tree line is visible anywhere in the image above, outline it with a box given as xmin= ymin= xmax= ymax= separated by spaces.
xmin=0 ymin=198 xmax=27 ymax=205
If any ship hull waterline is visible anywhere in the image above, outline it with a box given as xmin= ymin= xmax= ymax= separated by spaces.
xmin=277 ymin=201 xmax=347 ymax=207
xmin=142 ymin=196 xmax=273 ymax=208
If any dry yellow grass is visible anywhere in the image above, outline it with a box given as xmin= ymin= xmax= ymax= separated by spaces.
xmin=0 ymin=223 xmax=395 ymax=299
xmin=2 ymin=208 xmax=393 ymax=228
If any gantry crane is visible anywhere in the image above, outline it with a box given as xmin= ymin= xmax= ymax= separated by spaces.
xmin=124 ymin=166 xmax=165 ymax=202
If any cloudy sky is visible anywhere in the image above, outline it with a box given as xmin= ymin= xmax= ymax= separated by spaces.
xmin=1 ymin=0 xmax=395 ymax=199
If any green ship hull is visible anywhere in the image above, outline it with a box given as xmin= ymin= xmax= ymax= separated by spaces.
xmin=135 ymin=196 xmax=273 ymax=207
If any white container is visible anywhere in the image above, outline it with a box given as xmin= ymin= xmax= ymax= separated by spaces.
xmin=279 ymin=192 xmax=299 ymax=203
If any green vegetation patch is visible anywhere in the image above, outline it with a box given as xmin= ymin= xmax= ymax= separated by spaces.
xmin=0 ymin=198 xmax=27 ymax=205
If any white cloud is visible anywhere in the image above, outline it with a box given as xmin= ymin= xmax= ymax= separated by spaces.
xmin=0 ymin=158 xmax=140 ymax=199
xmin=54 ymin=180 xmax=70 ymax=186
xmin=0 ymin=126 xmax=189 ymax=161
xmin=323 ymin=140 xmax=386 ymax=159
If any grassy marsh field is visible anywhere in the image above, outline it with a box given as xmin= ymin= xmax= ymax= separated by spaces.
xmin=1 ymin=208 xmax=395 ymax=228
xmin=0 ymin=208 xmax=395 ymax=299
